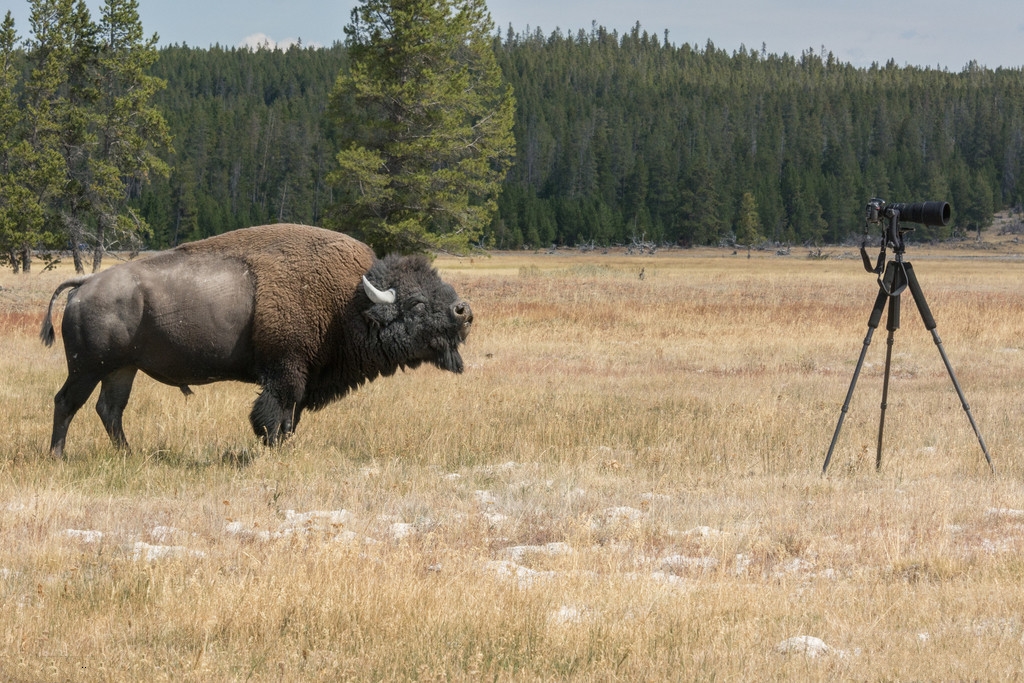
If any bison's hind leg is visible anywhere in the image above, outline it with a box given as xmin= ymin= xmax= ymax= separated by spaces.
xmin=250 ymin=390 xmax=303 ymax=446
xmin=96 ymin=368 xmax=138 ymax=452
xmin=50 ymin=372 xmax=102 ymax=459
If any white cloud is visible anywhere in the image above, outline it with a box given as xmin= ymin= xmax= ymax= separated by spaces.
xmin=238 ymin=32 xmax=319 ymax=51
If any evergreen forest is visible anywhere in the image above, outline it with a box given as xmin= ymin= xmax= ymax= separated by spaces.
xmin=105 ymin=27 xmax=1024 ymax=249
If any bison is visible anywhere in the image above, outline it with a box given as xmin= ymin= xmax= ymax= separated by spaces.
xmin=40 ymin=224 xmax=473 ymax=458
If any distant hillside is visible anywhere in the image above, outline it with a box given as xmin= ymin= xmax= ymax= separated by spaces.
xmin=135 ymin=30 xmax=1024 ymax=249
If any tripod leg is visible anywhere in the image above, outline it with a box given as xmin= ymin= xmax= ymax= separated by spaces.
xmin=904 ymin=263 xmax=995 ymax=473
xmin=822 ymin=286 xmax=890 ymax=474
xmin=875 ymin=293 xmax=901 ymax=471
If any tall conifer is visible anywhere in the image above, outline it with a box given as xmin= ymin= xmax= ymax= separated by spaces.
xmin=91 ymin=0 xmax=170 ymax=270
xmin=0 ymin=12 xmax=36 ymax=270
xmin=327 ymin=0 xmax=516 ymax=254
xmin=16 ymin=0 xmax=71 ymax=271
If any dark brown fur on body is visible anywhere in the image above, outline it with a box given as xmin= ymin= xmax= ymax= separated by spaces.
xmin=40 ymin=224 xmax=473 ymax=458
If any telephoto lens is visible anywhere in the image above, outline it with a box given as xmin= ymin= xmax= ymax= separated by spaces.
xmin=888 ymin=201 xmax=950 ymax=226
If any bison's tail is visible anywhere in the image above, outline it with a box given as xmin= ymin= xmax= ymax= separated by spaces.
xmin=40 ymin=276 xmax=92 ymax=347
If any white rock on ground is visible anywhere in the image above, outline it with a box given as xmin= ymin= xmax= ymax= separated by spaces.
xmin=549 ymin=605 xmax=587 ymax=625
xmin=390 ymin=522 xmax=417 ymax=540
xmin=640 ymin=492 xmax=673 ymax=504
xmin=659 ymin=554 xmax=719 ymax=574
xmin=647 ymin=571 xmax=687 ymax=587
xmin=482 ymin=512 xmax=509 ymax=526
xmin=986 ymin=507 xmax=1024 ymax=519
xmin=333 ymin=529 xmax=380 ymax=545
xmin=150 ymin=526 xmax=179 ymax=543
xmin=502 ymin=542 xmax=573 ymax=563
xmin=281 ymin=509 xmax=353 ymax=529
xmin=482 ymin=560 xmax=557 ymax=588
xmin=225 ymin=510 xmax=355 ymax=542
xmin=132 ymin=542 xmax=205 ymax=562
xmin=224 ymin=521 xmax=273 ymax=541
xmin=64 ymin=529 xmax=104 ymax=543
xmin=775 ymin=635 xmax=847 ymax=658
xmin=680 ymin=525 xmax=726 ymax=538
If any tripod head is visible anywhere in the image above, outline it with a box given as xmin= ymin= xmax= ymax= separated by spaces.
xmin=860 ymin=198 xmax=951 ymax=273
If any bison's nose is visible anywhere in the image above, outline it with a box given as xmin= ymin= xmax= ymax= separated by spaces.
xmin=452 ymin=300 xmax=473 ymax=335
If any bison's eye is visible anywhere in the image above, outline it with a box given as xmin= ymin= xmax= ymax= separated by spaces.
xmin=405 ymin=295 xmax=428 ymax=312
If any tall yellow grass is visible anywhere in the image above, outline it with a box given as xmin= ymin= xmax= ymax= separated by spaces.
xmin=1 ymin=242 xmax=1023 ymax=680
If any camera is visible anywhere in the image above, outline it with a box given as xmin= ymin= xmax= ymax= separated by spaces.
xmin=866 ymin=198 xmax=950 ymax=228
xmin=861 ymin=198 xmax=951 ymax=273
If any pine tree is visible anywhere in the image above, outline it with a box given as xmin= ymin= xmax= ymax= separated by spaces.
xmin=57 ymin=0 xmax=100 ymax=273
xmin=0 ymin=12 xmax=27 ymax=269
xmin=90 ymin=0 xmax=171 ymax=270
xmin=326 ymin=0 xmax=515 ymax=254
xmin=679 ymin=160 xmax=724 ymax=245
xmin=735 ymin=191 xmax=763 ymax=245
xmin=960 ymin=170 xmax=994 ymax=240
xmin=15 ymin=0 xmax=71 ymax=272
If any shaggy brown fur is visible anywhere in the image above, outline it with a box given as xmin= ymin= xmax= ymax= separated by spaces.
xmin=180 ymin=224 xmax=375 ymax=367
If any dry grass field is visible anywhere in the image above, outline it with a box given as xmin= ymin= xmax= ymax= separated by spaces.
xmin=1 ymin=237 xmax=1024 ymax=680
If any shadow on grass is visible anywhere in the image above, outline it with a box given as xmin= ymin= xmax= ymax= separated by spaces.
xmin=217 ymin=446 xmax=261 ymax=467
xmin=144 ymin=443 xmax=263 ymax=469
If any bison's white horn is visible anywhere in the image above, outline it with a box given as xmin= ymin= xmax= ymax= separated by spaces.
xmin=362 ymin=275 xmax=396 ymax=304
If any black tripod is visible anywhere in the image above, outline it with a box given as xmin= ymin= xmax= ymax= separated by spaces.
xmin=821 ymin=206 xmax=994 ymax=475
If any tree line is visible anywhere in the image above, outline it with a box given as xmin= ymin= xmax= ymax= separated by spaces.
xmin=493 ymin=26 xmax=1024 ymax=248
xmin=141 ymin=26 xmax=1024 ymax=249
xmin=4 ymin=10 xmax=1024 ymax=264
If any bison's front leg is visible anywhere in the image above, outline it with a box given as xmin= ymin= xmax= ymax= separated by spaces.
xmin=250 ymin=388 xmax=304 ymax=446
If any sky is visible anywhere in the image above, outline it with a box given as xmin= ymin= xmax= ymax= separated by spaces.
xmin=3 ymin=0 xmax=1022 ymax=71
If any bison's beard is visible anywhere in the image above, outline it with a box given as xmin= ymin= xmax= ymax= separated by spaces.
xmin=434 ymin=346 xmax=464 ymax=374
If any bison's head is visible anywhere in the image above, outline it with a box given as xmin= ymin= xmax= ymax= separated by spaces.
xmin=361 ymin=254 xmax=472 ymax=373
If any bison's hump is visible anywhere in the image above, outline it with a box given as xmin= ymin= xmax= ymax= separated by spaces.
xmin=179 ymin=224 xmax=377 ymax=364
xmin=179 ymin=224 xmax=374 ymax=264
